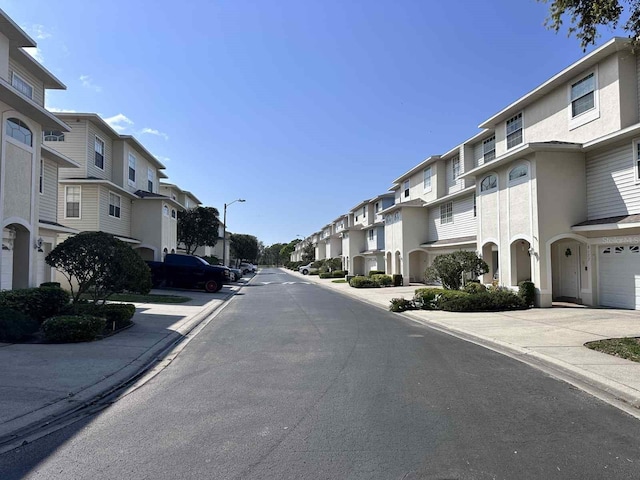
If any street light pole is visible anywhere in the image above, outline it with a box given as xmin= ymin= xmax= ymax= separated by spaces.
xmin=222 ymin=198 xmax=245 ymax=267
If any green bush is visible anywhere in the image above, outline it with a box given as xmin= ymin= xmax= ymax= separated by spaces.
xmin=413 ymin=287 xmax=444 ymax=309
xmin=40 ymin=282 xmax=61 ymax=288
xmin=371 ymin=274 xmax=393 ymax=287
xmin=424 ymin=251 xmax=489 ymax=290
xmin=311 ymin=261 xmax=323 ymax=269
xmin=349 ymin=276 xmax=379 ymax=288
xmin=0 ymin=307 xmax=40 ymax=342
xmin=319 ymin=272 xmax=333 ymax=279
xmin=42 ymin=315 xmax=106 ymax=343
xmin=439 ymin=290 xmax=527 ymax=312
xmin=389 ymin=297 xmax=417 ymax=312
xmin=518 ymin=281 xmax=536 ymax=307
xmin=0 ymin=287 xmax=70 ymax=323
xmin=463 ymin=282 xmax=487 ymax=294
xmin=64 ymin=303 xmax=136 ymax=329
xmin=309 ymin=271 xmax=319 ymax=276
xmin=393 ymin=274 xmax=403 ymax=287
xmin=332 ymin=270 xmax=347 ymax=278
xmin=368 ymin=270 xmax=385 ymax=277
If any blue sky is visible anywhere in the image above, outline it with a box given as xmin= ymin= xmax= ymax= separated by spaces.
xmin=6 ymin=0 xmax=625 ymax=246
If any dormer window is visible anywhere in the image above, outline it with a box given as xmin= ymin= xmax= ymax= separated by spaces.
xmin=11 ymin=72 xmax=33 ymax=99
xmin=94 ymin=137 xmax=105 ymax=169
xmin=482 ymin=136 xmax=495 ymax=162
xmin=506 ymin=113 xmax=523 ymax=149
xmin=6 ymin=118 xmax=32 ymax=147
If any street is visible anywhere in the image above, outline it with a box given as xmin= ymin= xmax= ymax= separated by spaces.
xmin=1 ymin=268 xmax=640 ymax=479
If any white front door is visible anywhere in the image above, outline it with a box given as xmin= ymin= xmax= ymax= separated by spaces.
xmin=1 ymin=247 xmax=13 ymax=290
xmin=599 ymin=245 xmax=640 ymax=309
xmin=559 ymin=241 xmax=580 ymax=299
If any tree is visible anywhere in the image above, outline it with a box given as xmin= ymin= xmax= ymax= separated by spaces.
xmin=279 ymin=239 xmax=301 ymax=262
xmin=424 ymin=251 xmax=489 ymax=290
xmin=540 ymin=0 xmax=639 ymax=50
xmin=301 ymin=242 xmax=315 ymax=263
xmin=230 ymin=233 xmax=259 ymax=265
xmin=46 ymin=231 xmax=152 ymax=304
xmin=177 ymin=206 xmax=220 ymax=255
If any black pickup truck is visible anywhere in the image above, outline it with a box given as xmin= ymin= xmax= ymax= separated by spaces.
xmin=147 ymin=254 xmax=231 ymax=293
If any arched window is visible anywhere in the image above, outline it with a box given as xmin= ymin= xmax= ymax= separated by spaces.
xmin=480 ymin=174 xmax=498 ymax=192
xmin=6 ymin=118 xmax=32 ymax=147
xmin=508 ymin=165 xmax=529 ymax=182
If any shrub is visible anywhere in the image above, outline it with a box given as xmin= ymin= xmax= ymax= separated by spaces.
xmin=371 ymin=274 xmax=393 ymax=287
xmin=519 ymin=281 xmax=536 ymax=307
xmin=311 ymin=261 xmax=323 ymax=269
xmin=309 ymin=271 xmax=319 ymax=276
xmin=0 ymin=287 xmax=70 ymax=323
xmin=424 ymin=251 xmax=489 ymax=290
xmin=439 ymin=290 xmax=527 ymax=312
xmin=64 ymin=303 xmax=136 ymax=329
xmin=42 ymin=315 xmax=106 ymax=343
xmin=463 ymin=282 xmax=487 ymax=294
xmin=40 ymin=282 xmax=61 ymax=288
xmin=413 ymin=287 xmax=443 ymax=310
xmin=319 ymin=272 xmax=333 ymax=279
xmin=389 ymin=297 xmax=417 ymax=312
xmin=332 ymin=270 xmax=347 ymax=278
xmin=0 ymin=307 xmax=40 ymax=342
xmin=349 ymin=276 xmax=379 ymax=288
xmin=368 ymin=270 xmax=385 ymax=277
xmin=393 ymin=274 xmax=403 ymax=287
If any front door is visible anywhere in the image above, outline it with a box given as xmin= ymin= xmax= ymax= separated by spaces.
xmin=559 ymin=241 xmax=580 ymax=299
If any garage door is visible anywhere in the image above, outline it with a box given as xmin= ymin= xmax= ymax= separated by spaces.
xmin=36 ymin=250 xmax=46 ymax=286
xmin=599 ymin=245 xmax=640 ymax=309
xmin=1 ymin=247 xmax=13 ymax=290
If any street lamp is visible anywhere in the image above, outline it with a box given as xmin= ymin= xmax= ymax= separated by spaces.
xmin=222 ymin=199 xmax=245 ymax=267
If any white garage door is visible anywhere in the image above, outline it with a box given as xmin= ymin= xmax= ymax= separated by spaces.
xmin=1 ymin=248 xmax=13 ymax=290
xmin=599 ymin=245 xmax=640 ymax=309
xmin=36 ymin=250 xmax=46 ymax=286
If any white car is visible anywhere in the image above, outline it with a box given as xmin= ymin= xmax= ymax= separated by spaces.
xmin=298 ymin=263 xmax=318 ymax=275
xmin=239 ymin=263 xmax=256 ymax=274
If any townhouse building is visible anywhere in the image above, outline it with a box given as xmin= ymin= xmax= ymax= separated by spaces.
xmin=0 ymin=10 xmax=80 ymax=290
xmin=46 ymin=113 xmax=183 ymax=262
xmin=296 ymin=37 xmax=640 ymax=309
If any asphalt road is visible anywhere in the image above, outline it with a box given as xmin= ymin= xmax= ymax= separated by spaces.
xmin=2 ymin=268 xmax=640 ymax=479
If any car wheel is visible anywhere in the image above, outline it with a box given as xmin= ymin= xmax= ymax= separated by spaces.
xmin=204 ymin=279 xmax=219 ymax=293
xmin=302 ymin=269 xmax=309 ymax=275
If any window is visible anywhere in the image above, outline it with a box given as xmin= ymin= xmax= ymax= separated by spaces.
xmin=403 ymin=180 xmax=410 ymax=198
xmin=362 ymin=206 xmax=366 ymax=218
xmin=171 ymin=209 xmax=176 ymax=219
xmin=6 ymin=118 xmax=32 ymax=147
xmin=375 ymin=202 xmax=380 ymax=212
xmin=423 ymin=166 xmax=432 ymax=192
xmin=94 ymin=137 xmax=105 ymax=169
xmin=147 ymin=168 xmax=154 ymax=193
xmin=65 ymin=186 xmax=81 ymax=218
xmin=39 ymin=160 xmax=44 ymax=194
xmin=109 ymin=192 xmax=121 ymax=218
xmin=368 ymin=229 xmax=374 ymax=240
xmin=43 ymin=130 xmax=65 ymax=142
xmin=630 ymin=245 xmax=640 ymax=254
xmin=163 ymin=205 xmax=169 ymax=216
xmin=185 ymin=198 xmax=190 ymax=208
xmin=11 ymin=72 xmax=33 ymax=99
xmin=451 ymin=156 xmax=460 ymax=180
xmin=440 ymin=202 xmax=453 ymax=224
xmin=636 ymin=141 xmax=640 ymax=182
xmin=480 ymin=174 xmax=498 ymax=192
xmin=506 ymin=113 xmax=523 ymax=149
xmin=473 ymin=193 xmax=477 ymax=217
xmin=614 ymin=246 xmax=625 ymax=254
xmin=508 ymin=165 xmax=529 ymax=182
xmin=483 ymin=136 xmax=495 ymax=162
xmin=128 ymin=153 xmax=136 ymax=185
xmin=571 ymin=73 xmax=595 ymax=117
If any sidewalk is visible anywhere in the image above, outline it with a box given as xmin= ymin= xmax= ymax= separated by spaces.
xmin=295 ymin=270 xmax=640 ymax=410
xmin=0 ymin=283 xmax=244 ymax=449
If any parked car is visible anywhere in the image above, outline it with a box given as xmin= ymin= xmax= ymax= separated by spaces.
xmin=298 ymin=263 xmax=318 ymax=275
xmin=239 ymin=262 xmax=257 ymax=274
xmin=147 ymin=254 xmax=231 ymax=293
xmin=228 ymin=267 xmax=243 ymax=282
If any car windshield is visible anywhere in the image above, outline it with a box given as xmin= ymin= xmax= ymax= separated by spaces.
xmin=196 ymin=257 xmax=210 ymax=266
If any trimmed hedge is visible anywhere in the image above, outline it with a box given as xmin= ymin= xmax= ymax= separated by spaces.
xmin=0 ymin=307 xmax=39 ymax=342
xmin=438 ymin=290 xmax=526 ymax=312
xmin=463 ymin=282 xmax=487 ymax=294
xmin=0 ymin=287 xmax=70 ymax=323
xmin=64 ymin=303 xmax=136 ymax=330
xmin=370 ymin=274 xmax=393 ymax=287
xmin=519 ymin=281 xmax=536 ymax=307
xmin=319 ymin=272 xmax=333 ymax=279
xmin=42 ymin=315 xmax=106 ymax=343
xmin=349 ymin=276 xmax=379 ymax=288
xmin=368 ymin=270 xmax=385 ymax=277
xmin=332 ymin=270 xmax=347 ymax=278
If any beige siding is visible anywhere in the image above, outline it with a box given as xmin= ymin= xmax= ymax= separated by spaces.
xmin=39 ymin=158 xmax=58 ymax=222
xmin=58 ymin=184 xmax=99 ymax=231
xmin=50 ymin=121 xmax=88 ymax=179
xmin=586 ymin=142 xmax=640 ymax=219
xmin=427 ymin=194 xmax=476 ymax=242
xmin=9 ymin=58 xmax=45 ymax=106
xmin=98 ymin=187 xmax=131 ymax=237
xmin=4 ymin=141 xmax=33 ymax=221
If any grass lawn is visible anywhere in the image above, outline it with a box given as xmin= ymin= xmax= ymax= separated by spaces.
xmin=81 ymin=293 xmax=192 ymax=304
xmin=586 ymin=337 xmax=640 ymax=363
xmin=331 ymin=279 xmax=347 ymax=284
